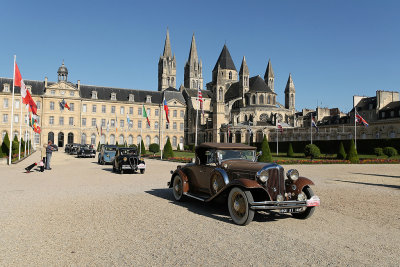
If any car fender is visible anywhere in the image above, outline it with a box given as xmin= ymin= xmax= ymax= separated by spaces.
xmin=287 ymin=177 xmax=315 ymax=195
xmin=206 ymin=178 xmax=264 ymax=202
xmin=169 ymin=169 xmax=189 ymax=193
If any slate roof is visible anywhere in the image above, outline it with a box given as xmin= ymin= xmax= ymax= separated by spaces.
xmin=213 ymin=45 xmax=236 ymax=71
xmin=184 ymin=88 xmax=212 ymax=99
xmin=351 ymin=97 xmax=376 ymax=112
xmin=164 ymin=90 xmax=186 ymax=104
xmin=0 ymin=77 xmax=45 ymax=96
xmin=249 ymin=76 xmax=274 ymax=93
xmin=225 ymin=82 xmax=240 ymax=101
xmin=380 ymin=101 xmax=400 ymax=111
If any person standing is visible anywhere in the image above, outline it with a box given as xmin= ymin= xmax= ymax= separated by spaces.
xmin=41 ymin=144 xmax=47 ymax=171
xmin=45 ymin=140 xmax=54 ymax=170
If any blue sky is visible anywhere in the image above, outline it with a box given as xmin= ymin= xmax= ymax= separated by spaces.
xmin=0 ymin=0 xmax=399 ymax=112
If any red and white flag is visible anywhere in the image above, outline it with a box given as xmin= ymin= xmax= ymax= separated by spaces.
xmin=198 ymin=88 xmax=204 ymax=118
xmin=14 ymin=62 xmax=37 ymax=115
xmin=277 ymin=121 xmax=283 ymax=133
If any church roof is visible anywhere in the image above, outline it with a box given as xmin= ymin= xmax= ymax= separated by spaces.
xmin=225 ymin=82 xmax=240 ymax=101
xmin=188 ymin=34 xmax=198 ymax=63
xmin=264 ymin=59 xmax=274 ymax=79
xmin=184 ymin=88 xmax=212 ymax=99
xmin=213 ymin=44 xmax=236 ymax=71
xmin=249 ymin=75 xmax=274 ymax=93
xmin=163 ymin=28 xmax=172 ymax=58
xmin=239 ymin=56 xmax=249 ymax=75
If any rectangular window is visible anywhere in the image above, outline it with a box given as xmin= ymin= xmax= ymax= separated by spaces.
xmin=51 ymin=90 xmax=55 ymax=95
xmin=111 ymin=106 xmax=115 ymax=114
xmin=155 ymin=121 xmax=159 ymax=129
xmin=49 ymin=116 xmax=54 ymax=125
xmin=15 ymin=100 xmax=20 ymax=109
xmin=3 ymin=98 xmax=8 ymax=108
xmin=147 ymin=108 xmax=151 ymax=116
xmin=173 ymin=110 xmax=177 ymax=118
xmin=138 ymin=120 xmax=142 ymax=129
xmin=35 ymin=133 xmax=40 ymax=144
xmin=138 ymin=107 xmax=142 ymax=116
xmin=120 ymin=120 xmax=124 ymax=127
xmin=120 ymin=107 xmax=124 ymax=115
xmin=382 ymin=112 xmax=385 ymax=118
xmin=70 ymin=103 xmax=74 ymax=111
xmin=173 ymin=122 xmax=177 ymax=130
xmin=83 ymin=104 xmax=87 ymax=112
xmin=14 ymin=115 xmax=19 ymax=123
xmin=36 ymin=101 xmax=41 ymax=109
xmin=92 ymin=118 xmax=96 ymax=126
xmin=59 ymin=117 xmax=64 ymax=125
xmin=50 ymin=102 xmax=54 ymax=110
xmin=146 ymin=121 xmax=150 ymax=128
xmin=92 ymin=105 xmax=97 ymax=113
xmin=390 ymin=111 xmax=394 ymax=117
xmin=101 ymin=119 xmax=106 ymax=127
xmin=3 ymin=114 xmax=8 ymax=123
xmin=82 ymin=118 xmax=86 ymax=126
xmin=129 ymin=107 xmax=133 ymax=115
xmin=180 ymin=123 xmax=184 ymax=131
xmin=69 ymin=117 xmax=74 ymax=126
xmin=70 ymin=91 xmax=74 ymax=96
xmin=155 ymin=109 xmax=159 ymax=116
xmin=180 ymin=110 xmax=184 ymax=118
xmin=111 ymin=119 xmax=115 ymax=127
xmin=102 ymin=105 xmax=106 ymax=113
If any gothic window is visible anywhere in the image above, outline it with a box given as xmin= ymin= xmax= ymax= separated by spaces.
xmin=267 ymin=95 xmax=271 ymax=104
xmin=192 ymin=80 xmax=196 ymax=88
xmin=167 ymin=77 xmax=170 ymax=86
xmin=259 ymin=95 xmax=264 ymax=104
xmin=229 ymin=71 xmax=232 ymax=80
xmin=218 ymin=88 xmax=223 ymax=102
xmin=252 ymin=95 xmax=256 ymax=105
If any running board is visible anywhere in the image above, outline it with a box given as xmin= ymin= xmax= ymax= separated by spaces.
xmin=183 ymin=193 xmax=207 ymax=202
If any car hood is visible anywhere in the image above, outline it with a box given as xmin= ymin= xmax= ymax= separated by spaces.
xmin=104 ymin=151 xmax=116 ymax=157
xmin=222 ymin=160 xmax=277 ymax=175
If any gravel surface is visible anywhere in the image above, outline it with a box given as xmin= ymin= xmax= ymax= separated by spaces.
xmin=0 ymin=151 xmax=399 ymax=266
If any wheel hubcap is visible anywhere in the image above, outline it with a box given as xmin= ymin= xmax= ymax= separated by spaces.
xmin=233 ymin=199 xmax=240 ymax=211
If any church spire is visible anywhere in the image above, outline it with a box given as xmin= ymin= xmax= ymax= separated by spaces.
xmin=264 ymin=59 xmax=275 ymax=92
xmin=184 ymin=33 xmax=203 ymax=89
xmin=239 ymin=56 xmax=249 ymax=75
xmin=188 ymin=33 xmax=198 ymax=63
xmin=285 ymin=73 xmax=296 ymax=110
xmin=163 ymin=28 xmax=172 ymax=58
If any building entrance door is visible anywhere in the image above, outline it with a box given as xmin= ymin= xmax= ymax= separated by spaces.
xmin=58 ymin=132 xmax=64 ymax=147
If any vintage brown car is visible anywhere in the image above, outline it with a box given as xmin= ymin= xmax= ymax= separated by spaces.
xmin=168 ymin=143 xmax=320 ymax=225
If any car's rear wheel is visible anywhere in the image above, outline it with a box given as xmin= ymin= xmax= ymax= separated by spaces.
xmin=172 ymin=175 xmax=185 ymax=201
xmin=112 ymin=164 xmax=116 ymax=172
xmin=228 ymin=187 xmax=254 ymax=226
xmin=292 ymin=186 xmax=315 ymax=220
xmin=140 ymin=169 xmax=145 ymax=174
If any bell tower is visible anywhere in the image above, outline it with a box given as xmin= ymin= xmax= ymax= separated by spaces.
xmin=285 ymin=73 xmax=296 ymax=110
xmin=158 ymin=29 xmax=176 ymax=91
xmin=57 ymin=61 xmax=68 ymax=82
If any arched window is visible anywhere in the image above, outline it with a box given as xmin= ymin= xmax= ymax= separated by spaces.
xmin=171 ymin=77 xmax=174 ymax=84
xmin=81 ymin=133 xmax=86 ymax=145
xmin=229 ymin=71 xmax=232 ymax=79
xmin=91 ymin=134 xmax=96 ymax=145
xmin=273 ymin=96 xmax=276 ymax=104
xmin=252 ymin=95 xmax=256 ymax=105
xmin=180 ymin=136 xmax=184 ymax=147
xmin=167 ymin=77 xmax=170 ymax=86
xmin=154 ymin=136 xmax=159 ymax=145
xmin=128 ymin=135 xmax=133 ymax=145
xmin=245 ymin=95 xmax=250 ymax=105
xmin=361 ymin=133 xmax=367 ymax=139
xmin=2 ymin=131 xmax=7 ymax=141
xmin=259 ymin=95 xmax=264 ymax=104
xmin=218 ymin=88 xmax=223 ymax=102
xmin=110 ymin=134 xmax=115 ymax=145
xmin=172 ymin=136 xmax=177 ymax=147
xmin=137 ymin=135 xmax=142 ymax=145
xmin=146 ymin=136 xmax=150 ymax=147
xmin=68 ymin=132 xmax=74 ymax=144
xmin=166 ymin=136 xmax=170 ymax=144
xmin=244 ymin=115 xmax=248 ymax=121
xmin=101 ymin=134 xmax=106 ymax=144
xmin=267 ymin=95 xmax=271 ymax=104
xmin=119 ymin=134 xmax=124 ymax=144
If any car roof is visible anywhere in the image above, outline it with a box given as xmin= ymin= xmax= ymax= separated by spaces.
xmin=196 ymin=142 xmax=256 ymax=150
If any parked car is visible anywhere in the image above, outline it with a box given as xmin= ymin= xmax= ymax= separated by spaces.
xmin=77 ymin=144 xmax=96 ymax=158
xmin=65 ymin=143 xmax=72 ymax=153
xmin=112 ymin=147 xmax=146 ymax=174
xmin=168 ymin=143 xmax=320 ymax=225
xmin=98 ymin=145 xmax=118 ymax=165
xmin=68 ymin=143 xmax=80 ymax=155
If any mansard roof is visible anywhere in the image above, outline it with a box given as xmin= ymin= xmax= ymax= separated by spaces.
xmin=352 ymin=97 xmax=376 ymax=112
xmin=0 ymin=77 xmax=45 ymax=95
xmin=164 ymin=90 xmax=186 ymax=104
xmin=213 ymin=44 xmax=236 ymax=71
xmin=184 ymin=88 xmax=212 ymax=99
xmin=249 ymin=75 xmax=274 ymax=93
xmin=380 ymin=101 xmax=400 ymax=111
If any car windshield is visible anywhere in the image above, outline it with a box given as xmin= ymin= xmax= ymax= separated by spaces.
xmin=217 ymin=150 xmax=255 ymax=161
xmin=120 ymin=149 xmax=136 ymax=155
xmin=105 ymin=147 xmax=117 ymax=152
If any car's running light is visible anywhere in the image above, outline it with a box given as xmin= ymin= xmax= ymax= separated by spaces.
xmin=306 ymin=196 xmax=320 ymax=207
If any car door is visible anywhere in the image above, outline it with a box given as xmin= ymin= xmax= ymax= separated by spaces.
xmin=193 ymin=150 xmax=216 ymax=195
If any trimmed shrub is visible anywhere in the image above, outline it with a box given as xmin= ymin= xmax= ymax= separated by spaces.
xmin=140 ymin=140 xmax=146 ymax=155
xmin=97 ymin=142 xmax=101 ymax=152
xmin=1 ymin=132 xmax=10 ymax=155
xmin=337 ymin=141 xmax=347 ymax=159
xmin=184 ymin=145 xmax=189 ymax=151
xmin=129 ymin=144 xmax=138 ymax=149
xmin=116 ymin=141 xmax=119 ymax=146
xmin=188 ymin=144 xmax=195 ymax=152
xmin=287 ymin=143 xmax=294 ymax=157
xmin=258 ymin=135 xmax=272 ymax=162
xmin=374 ymin=147 xmax=384 ymax=156
xmin=177 ymin=144 xmax=181 ymax=151
xmin=346 ymin=139 xmax=359 ymax=163
xmin=383 ymin=147 xmax=398 ymax=157
xmin=163 ymin=138 xmax=174 ymax=159
xmin=304 ymin=144 xmax=321 ymax=159
xmin=149 ymin=143 xmax=160 ymax=154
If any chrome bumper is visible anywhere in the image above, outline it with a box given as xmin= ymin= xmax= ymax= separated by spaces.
xmin=249 ymin=196 xmax=320 ymax=210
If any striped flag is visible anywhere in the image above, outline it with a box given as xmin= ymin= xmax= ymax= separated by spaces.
xmin=163 ymin=97 xmax=169 ymax=123
xmin=277 ymin=121 xmax=283 ymax=133
xmin=311 ymin=117 xmax=319 ymax=132
xmin=143 ymin=105 xmax=150 ymax=127
xmin=198 ymin=88 xmax=204 ymax=118
xmin=356 ymin=112 xmax=369 ymax=126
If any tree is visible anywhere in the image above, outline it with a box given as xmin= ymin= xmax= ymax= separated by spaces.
xmin=383 ymin=147 xmax=398 ymax=157
xmin=149 ymin=143 xmax=160 ymax=155
xmin=337 ymin=141 xmax=347 ymax=159
xmin=116 ymin=141 xmax=119 ymax=146
xmin=12 ymin=135 xmax=19 ymax=156
xmin=163 ymin=138 xmax=174 ymax=159
xmin=346 ymin=139 xmax=359 ymax=163
xmin=177 ymin=144 xmax=181 ymax=151
xmin=304 ymin=144 xmax=321 ymax=159
xmin=1 ymin=132 xmax=10 ymax=155
xmin=140 ymin=139 xmax=146 ymax=155
xmin=258 ymin=135 xmax=272 ymax=162
xmin=97 ymin=141 xmax=101 ymax=152
xmin=287 ymin=143 xmax=294 ymax=157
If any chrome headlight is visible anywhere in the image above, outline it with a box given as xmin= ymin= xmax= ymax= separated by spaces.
xmin=286 ymin=169 xmax=299 ymax=181
xmin=123 ymin=157 xmax=127 ymax=161
xmin=257 ymin=170 xmax=269 ymax=183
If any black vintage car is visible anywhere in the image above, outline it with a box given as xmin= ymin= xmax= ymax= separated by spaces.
xmin=112 ymin=147 xmax=146 ymax=174
xmin=68 ymin=143 xmax=80 ymax=155
xmin=168 ymin=143 xmax=320 ymax=225
xmin=64 ymin=143 xmax=72 ymax=153
xmin=77 ymin=144 xmax=96 ymax=158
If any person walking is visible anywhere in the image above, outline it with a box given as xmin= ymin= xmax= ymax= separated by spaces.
xmin=45 ymin=140 xmax=54 ymax=170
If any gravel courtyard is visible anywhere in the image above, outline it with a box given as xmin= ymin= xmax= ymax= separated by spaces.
xmin=0 ymin=151 xmax=399 ymax=266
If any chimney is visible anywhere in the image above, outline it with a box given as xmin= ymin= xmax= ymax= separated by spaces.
xmin=77 ymin=80 xmax=80 ymax=90
xmin=45 ymin=77 xmax=48 ymax=88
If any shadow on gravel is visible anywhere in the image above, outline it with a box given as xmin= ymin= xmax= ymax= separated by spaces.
xmin=335 ymin=179 xmax=400 ymax=190
xmin=351 ymin=172 xmax=400 ymax=179
xmin=146 ymin=188 xmax=290 ymax=225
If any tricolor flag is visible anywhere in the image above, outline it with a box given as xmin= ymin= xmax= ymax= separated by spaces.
xmin=163 ymin=98 xmax=169 ymax=123
xmin=277 ymin=121 xmax=283 ymax=133
xmin=311 ymin=117 xmax=319 ymax=133
xmin=15 ymin=62 xmax=37 ymax=115
xmin=143 ymin=105 xmax=150 ymax=127
xmin=356 ymin=112 xmax=369 ymax=126
xmin=60 ymin=99 xmax=70 ymax=110
xmin=227 ymin=125 xmax=231 ymax=137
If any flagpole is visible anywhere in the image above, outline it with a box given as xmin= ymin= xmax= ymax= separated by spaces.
xmin=140 ymin=127 xmax=142 ymax=156
xmin=310 ymin=115 xmax=313 ymax=145
xmin=276 ymin=127 xmax=278 ymax=156
xmin=195 ymin=97 xmax=199 ymax=147
xmin=160 ymin=102 xmax=163 ymax=160
xmin=18 ymin=92 xmax=23 ymax=159
xmin=9 ymin=55 xmax=16 ymax=165
xmin=24 ymin=104 xmax=28 ymax=156
xmin=354 ymin=96 xmax=357 ymax=150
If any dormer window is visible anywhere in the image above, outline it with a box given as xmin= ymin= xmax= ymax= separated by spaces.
xmin=146 ymin=95 xmax=152 ymax=103
xmin=26 ymin=85 xmax=32 ymax=93
xmin=111 ymin=93 xmax=116 ymax=101
xmin=92 ymin=91 xmax=98 ymax=99
xmin=3 ymin=84 xmax=10 ymax=92
xmin=129 ymin=94 xmax=134 ymax=102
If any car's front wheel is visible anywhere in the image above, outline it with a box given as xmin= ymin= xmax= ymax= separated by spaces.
xmin=172 ymin=175 xmax=185 ymax=201
xmin=292 ymin=186 xmax=315 ymax=220
xmin=228 ymin=187 xmax=255 ymax=226
xmin=140 ymin=169 xmax=145 ymax=174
